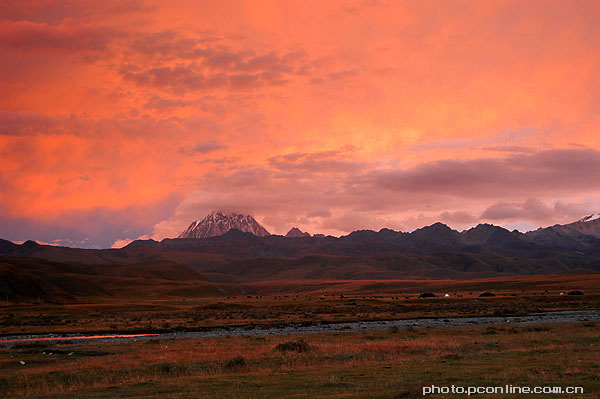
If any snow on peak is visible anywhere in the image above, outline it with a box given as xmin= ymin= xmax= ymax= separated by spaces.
xmin=178 ymin=211 xmax=270 ymax=238
xmin=578 ymin=214 xmax=600 ymax=223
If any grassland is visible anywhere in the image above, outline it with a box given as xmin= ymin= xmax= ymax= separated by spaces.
xmin=1 ymin=273 xmax=598 ymax=336
xmin=1 ymin=273 xmax=598 ymax=398
xmin=1 ymin=320 xmax=598 ymax=398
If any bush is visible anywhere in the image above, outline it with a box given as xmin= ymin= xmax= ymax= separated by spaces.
xmin=523 ymin=325 xmax=551 ymax=332
xmin=224 ymin=356 xmax=246 ymax=369
xmin=479 ymin=292 xmax=496 ymax=297
xmin=568 ymin=290 xmax=584 ymax=296
xmin=157 ymin=363 xmax=172 ymax=373
xmin=418 ymin=292 xmax=436 ymax=298
xmin=275 ymin=339 xmax=310 ymax=352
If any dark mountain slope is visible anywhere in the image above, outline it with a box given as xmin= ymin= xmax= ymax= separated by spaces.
xmin=0 ymin=256 xmax=250 ymax=302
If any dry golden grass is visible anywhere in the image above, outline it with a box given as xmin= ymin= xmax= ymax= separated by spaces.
xmin=1 ymin=320 xmax=598 ymax=398
xmin=1 ymin=274 xmax=598 ymax=398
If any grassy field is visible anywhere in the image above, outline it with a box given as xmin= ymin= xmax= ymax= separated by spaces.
xmin=1 ymin=273 xmax=599 ymax=336
xmin=1 ymin=320 xmax=598 ymax=398
xmin=1 ymin=273 xmax=598 ymax=398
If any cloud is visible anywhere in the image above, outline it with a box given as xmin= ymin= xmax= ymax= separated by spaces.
xmin=145 ymin=148 xmax=600 ymax=238
xmin=2 ymin=0 xmax=600 ymax=246
xmin=306 ymin=209 xmax=332 ymax=218
xmin=120 ymin=64 xmax=225 ymax=93
xmin=481 ymin=198 xmax=553 ymax=223
xmin=482 ymin=145 xmax=535 ymax=154
xmin=411 ymin=128 xmax=540 ymax=153
xmin=120 ymin=34 xmax=311 ymax=93
xmin=481 ymin=198 xmax=599 ymax=225
xmin=268 ymin=147 xmax=363 ymax=174
xmin=144 ymin=96 xmax=192 ymax=111
xmin=0 ymin=111 xmax=60 ymax=135
xmin=553 ymin=200 xmax=599 ymax=220
xmin=120 ymin=62 xmax=295 ymax=93
xmin=439 ymin=210 xmax=479 ymax=225
xmin=0 ymin=0 xmax=149 ymax=24
xmin=362 ymin=149 xmax=600 ymax=199
xmin=0 ymin=21 xmax=118 ymax=52
xmin=129 ymin=30 xmax=199 ymax=59
xmin=0 ymin=111 xmax=192 ymax=137
xmin=0 ymin=193 xmax=181 ymax=249
xmin=179 ymin=141 xmax=227 ymax=155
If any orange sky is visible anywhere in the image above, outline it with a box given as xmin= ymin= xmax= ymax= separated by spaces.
xmin=1 ymin=0 xmax=599 ymax=248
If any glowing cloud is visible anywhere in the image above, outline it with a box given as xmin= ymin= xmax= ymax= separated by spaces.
xmin=0 ymin=0 xmax=599 ymax=247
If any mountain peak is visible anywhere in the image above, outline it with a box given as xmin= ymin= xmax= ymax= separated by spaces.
xmin=418 ymin=222 xmax=453 ymax=232
xmin=178 ymin=211 xmax=270 ymax=238
xmin=577 ymin=214 xmax=600 ymax=223
xmin=461 ymin=223 xmax=515 ymax=246
xmin=21 ymin=240 xmax=40 ymax=248
xmin=285 ymin=227 xmax=311 ymax=238
xmin=410 ymin=222 xmax=461 ymax=246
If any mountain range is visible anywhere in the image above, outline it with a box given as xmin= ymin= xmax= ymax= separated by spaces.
xmin=1 ymin=211 xmax=600 ymax=301
xmin=172 ymin=211 xmax=600 ymax=255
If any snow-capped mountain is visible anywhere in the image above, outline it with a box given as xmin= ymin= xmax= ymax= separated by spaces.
xmin=178 ymin=211 xmax=270 ymax=238
xmin=561 ymin=213 xmax=600 ymax=238
xmin=578 ymin=214 xmax=600 ymax=223
xmin=525 ymin=212 xmax=600 ymax=247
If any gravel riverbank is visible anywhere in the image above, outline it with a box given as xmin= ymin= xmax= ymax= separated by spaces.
xmin=2 ymin=309 xmax=598 ymax=344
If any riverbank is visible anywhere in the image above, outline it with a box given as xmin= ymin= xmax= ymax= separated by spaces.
xmin=1 ymin=317 xmax=598 ymax=398
xmin=2 ymin=309 xmax=598 ymax=344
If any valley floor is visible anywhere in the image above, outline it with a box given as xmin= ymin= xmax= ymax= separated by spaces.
xmin=1 ymin=320 xmax=598 ymax=398
xmin=2 ymin=273 xmax=599 ymax=336
xmin=1 ymin=273 xmax=598 ymax=398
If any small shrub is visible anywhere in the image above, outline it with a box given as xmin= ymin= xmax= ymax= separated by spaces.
xmin=523 ymin=325 xmax=551 ymax=332
xmin=224 ymin=356 xmax=246 ymax=369
xmin=275 ymin=339 xmax=310 ymax=352
xmin=0 ymin=377 xmax=8 ymax=391
xmin=479 ymin=292 xmax=496 ymax=297
xmin=365 ymin=335 xmax=386 ymax=341
xmin=568 ymin=290 xmax=584 ymax=296
xmin=157 ymin=363 xmax=172 ymax=373
xmin=418 ymin=292 xmax=436 ymax=298
xmin=442 ymin=353 xmax=463 ymax=360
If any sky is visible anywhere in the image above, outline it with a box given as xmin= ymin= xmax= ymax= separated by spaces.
xmin=1 ymin=0 xmax=599 ymax=248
